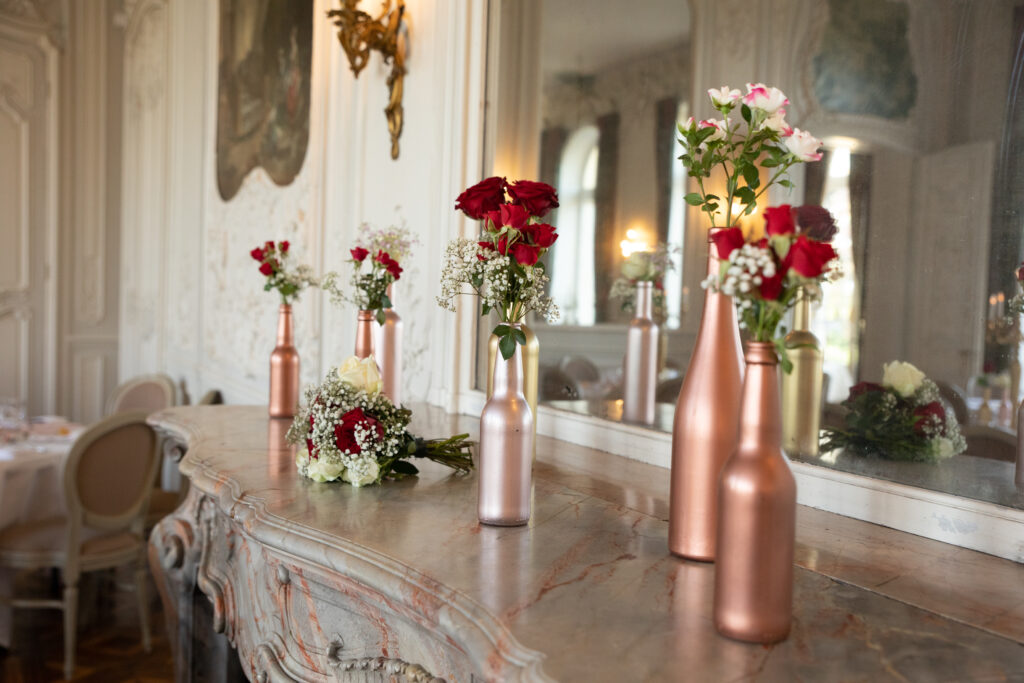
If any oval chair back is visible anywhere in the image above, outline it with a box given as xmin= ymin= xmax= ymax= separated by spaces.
xmin=106 ymin=374 xmax=176 ymax=416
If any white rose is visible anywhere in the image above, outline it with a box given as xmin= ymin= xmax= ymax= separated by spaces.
xmin=931 ymin=437 xmax=956 ymax=460
xmin=742 ymin=83 xmax=788 ymax=114
xmin=342 ymin=456 xmax=380 ymax=487
xmin=760 ymin=109 xmax=792 ymax=135
xmin=882 ymin=361 xmax=926 ymax=397
xmin=708 ymin=85 xmax=741 ymax=107
xmin=621 ymin=252 xmax=654 ymax=281
xmin=784 ymin=128 xmax=823 ymax=162
xmin=337 ymin=355 xmax=383 ymax=395
xmin=306 ymin=457 xmax=346 ymax=483
xmin=698 ymin=118 xmax=727 ymax=143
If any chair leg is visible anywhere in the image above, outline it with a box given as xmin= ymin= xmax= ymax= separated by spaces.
xmin=63 ymin=581 xmax=79 ymax=680
xmin=135 ymin=565 xmax=151 ymax=653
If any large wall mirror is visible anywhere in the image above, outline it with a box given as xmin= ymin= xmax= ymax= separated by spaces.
xmin=481 ymin=0 xmax=1024 ymax=513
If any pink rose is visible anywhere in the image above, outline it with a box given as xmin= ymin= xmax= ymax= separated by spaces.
xmin=784 ymin=128 xmax=823 ymax=162
xmin=742 ymin=83 xmax=789 ymax=114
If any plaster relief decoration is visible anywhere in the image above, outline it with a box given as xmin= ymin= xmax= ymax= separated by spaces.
xmin=812 ymin=0 xmax=917 ymax=119
xmin=216 ymin=0 xmax=312 ymax=201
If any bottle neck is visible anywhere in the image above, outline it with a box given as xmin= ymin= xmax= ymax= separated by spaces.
xmin=276 ymin=304 xmax=293 ymax=346
xmin=793 ymin=291 xmax=811 ymax=332
xmin=492 ymin=326 xmax=524 ymax=397
xmin=738 ymin=342 xmax=782 ymax=449
xmin=635 ymin=281 xmax=654 ymax=319
xmin=385 ymin=283 xmax=395 ymax=310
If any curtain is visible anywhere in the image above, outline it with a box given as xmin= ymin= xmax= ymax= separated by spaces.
xmin=802 ymin=150 xmax=829 ymax=208
xmin=594 ymin=112 xmax=620 ymax=322
xmin=539 ymin=126 xmax=568 ymax=226
xmin=654 ymin=98 xmax=679 ymax=244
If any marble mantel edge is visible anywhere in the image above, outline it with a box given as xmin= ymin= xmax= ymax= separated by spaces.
xmin=148 ymin=407 xmax=553 ymax=683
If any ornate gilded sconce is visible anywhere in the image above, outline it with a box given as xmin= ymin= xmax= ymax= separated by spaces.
xmin=328 ymin=0 xmax=408 ymax=160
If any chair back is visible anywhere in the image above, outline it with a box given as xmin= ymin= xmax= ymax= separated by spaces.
xmin=106 ymin=374 xmax=176 ymax=416
xmin=935 ymin=381 xmax=969 ymax=426
xmin=560 ymin=355 xmax=601 ymax=384
xmin=962 ymin=425 xmax=1017 ymax=463
xmin=64 ymin=412 xmax=161 ymax=532
xmin=198 ymin=389 xmax=224 ymax=405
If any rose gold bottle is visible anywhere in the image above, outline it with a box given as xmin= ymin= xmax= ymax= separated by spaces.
xmin=714 ymin=342 xmax=796 ymax=644
xmin=623 ymin=281 xmax=659 ymax=424
xmin=354 ymin=310 xmax=375 ymax=360
xmin=1016 ymin=401 xmax=1024 ymax=489
xmin=478 ymin=326 xmax=533 ymax=526
xmin=269 ymin=304 xmax=300 ymax=418
xmin=374 ymin=286 xmax=403 ymax=405
xmin=668 ymin=231 xmax=744 ymax=560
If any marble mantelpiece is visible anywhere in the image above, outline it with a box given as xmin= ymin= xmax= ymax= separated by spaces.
xmin=148 ymin=406 xmax=1024 ymax=682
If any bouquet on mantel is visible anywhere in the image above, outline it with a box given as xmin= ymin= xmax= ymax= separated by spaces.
xmin=679 ymin=83 xmax=823 ymax=228
xmin=250 ymin=240 xmax=319 ymax=304
xmin=321 ymin=224 xmax=418 ymax=324
xmin=287 ymin=356 xmax=474 ymax=486
xmin=609 ymin=243 xmax=678 ymax=324
xmin=438 ymin=177 xmax=560 ymax=359
xmin=821 ymin=361 xmax=967 ymax=463
xmin=703 ymin=204 xmax=840 ymax=370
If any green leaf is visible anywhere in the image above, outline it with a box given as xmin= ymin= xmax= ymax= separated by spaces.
xmin=684 ymin=192 xmax=703 ymax=206
xmin=493 ymin=323 xmax=511 ymax=338
xmin=381 ymin=294 xmax=392 ymax=309
xmin=512 ymin=327 xmax=527 ymax=345
xmin=740 ymin=104 xmax=751 ymax=123
xmin=376 ymin=309 xmax=386 ymax=325
xmin=481 ymin=303 xmax=492 ymax=316
xmin=498 ymin=334 xmax=516 ymax=360
xmin=779 ymin=179 xmax=794 ymax=189
xmin=761 ymin=158 xmax=780 ymax=168
xmin=741 ymin=163 xmax=760 ymax=189
xmin=391 ymin=460 xmax=419 ymax=475
xmin=735 ymin=186 xmax=756 ymax=204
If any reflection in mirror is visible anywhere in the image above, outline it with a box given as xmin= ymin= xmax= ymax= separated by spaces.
xmin=482 ymin=0 xmax=1024 ymax=511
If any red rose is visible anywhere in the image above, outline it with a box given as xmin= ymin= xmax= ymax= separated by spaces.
xmin=795 ymin=205 xmax=837 ymax=242
xmin=334 ymin=407 xmax=383 ymax=454
xmin=913 ymin=401 xmax=946 ymax=435
xmin=486 ymin=203 xmax=531 ymax=232
xmin=507 ymin=180 xmax=559 ymax=217
xmin=758 ymin=272 xmax=784 ymax=300
xmin=496 ymin=235 xmax=509 ymax=255
xmin=279 ymin=240 xmax=290 ymax=252
xmin=455 ymin=176 xmax=508 ymax=219
xmin=524 ymin=223 xmax=558 ymax=248
xmin=259 ymin=262 xmax=274 ymax=276
xmin=710 ymin=227 xmax=745 ymax=261
xmin=849 ymin=381 xmax=884 ymax=398
xmin=250 ymin=247 xmax=265 ymax=261
xmin=784 ymin=235 xmax=837 ymax=278
xmin=1016 ymin=261 xmax=1024 ymax=284
xmin=478 ymin=240 xmax=495 ymax=252
xmin=351 ymin=247 xmax=369 ymax=262
xmin=510 ymin=242 xmax=540 ymax=266
xmin=764 ymin=205 xmax=795 ymax=236
xmin=264 ymin=240 xmax=275 ymax=251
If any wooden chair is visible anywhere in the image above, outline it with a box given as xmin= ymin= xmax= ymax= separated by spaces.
xmin=105 ymin=373 xmax=176 ymax=416
xmin=0 ymin=412 xmax=159 ymax=679
xmin=962 ymin=425 xmax=1017 ymax=462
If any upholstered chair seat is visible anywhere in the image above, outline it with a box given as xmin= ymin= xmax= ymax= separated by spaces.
xmin=0 ymin=517 xmax=143 ymax=569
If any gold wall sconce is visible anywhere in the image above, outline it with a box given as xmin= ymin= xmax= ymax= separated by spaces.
xmin=328 ymin=0 xmax=408 ymax=160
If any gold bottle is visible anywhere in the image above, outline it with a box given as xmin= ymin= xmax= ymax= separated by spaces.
xmin=487 ymin=323 xmax=539 ymax=454
xmin=781 ymin=291 xmax=823 ymax=457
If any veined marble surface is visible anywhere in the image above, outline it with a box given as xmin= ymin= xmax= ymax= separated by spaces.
xmin=150 ymin=405 xmax=1024 ymax=682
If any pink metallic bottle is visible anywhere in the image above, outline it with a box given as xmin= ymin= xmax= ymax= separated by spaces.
xmin=268 ymin=304 xmax=300 ymax=418
xmin=668 ymin=230 xmax=744 ymax=561
xmin=714 ymin=342 xmax=796 ymax=644
xmin=374 ymin=285 xmax=403 ymax=405
xmin=354 ymin=310 xmax=375 ymax=360
xmin=478 ymin=327 xmax=533 ymax=526
xmin=623 ymin=281 xmax=659 ymax=424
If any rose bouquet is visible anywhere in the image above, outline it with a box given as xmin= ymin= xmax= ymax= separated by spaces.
xmin=704 ymin=205 xmax=839 ymax=369
xmin=251 ymin=240 xmax=319 ymax=304
xmin=286 ymin=356 xmax=474 ymax=486
xmin=438 ymin=177 xmax=560 ymax=359
xmin=322 ymin=224 xmax=417 ymax=324
xmin=609 ymin=243 xmax=677 ymax=324
xmin=680 ymin=83 xmax=823 ymax=227
xmin=821 ymin=361 xmax=967 ymax=463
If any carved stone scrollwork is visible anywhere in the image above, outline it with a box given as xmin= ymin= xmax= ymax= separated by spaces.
xmin=333 ymin=656 xmax=445 ymax=682
xmin=196 ymin=496 xmax=234 ymax=641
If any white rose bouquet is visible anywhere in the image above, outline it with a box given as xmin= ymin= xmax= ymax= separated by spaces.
xmin=821 ymin=361 xmax=966 ymax=464
xmin=286 ymin=356 xmax=474 ymax=486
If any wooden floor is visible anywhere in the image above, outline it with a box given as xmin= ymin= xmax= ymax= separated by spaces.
xmin=1 ymin=567 xmax=173 ymax=682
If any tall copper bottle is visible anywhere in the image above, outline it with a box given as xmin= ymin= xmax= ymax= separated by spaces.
xmin=714 ymin=342 xmax=796 ymax=644
xmin=668 ymin=230 xmax=744 ymax=560
xmin=1016 ymin=400 xmax=1024 ymax=489
xmin=781 ymin=292 xmax=823 ymax=457
xmin=478 ymin=327 xmax=534 ymax=526
xmin=268 ymin=304 xmax=300 ymax=418
xmin=354 ymin=310 xmax=375 ymax=360
xmin=374 ymin=286 xmax=403 ymax=405
xmin=623 ymin=281 xmax=659 ymax=424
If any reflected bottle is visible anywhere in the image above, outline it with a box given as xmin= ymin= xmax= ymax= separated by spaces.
xmin=269 ymin=304 xmax=300 ymax=418
xmin=623 ymin=281 xmax=659 ymax=424
xmin=354 ymin=310 xmax=375 ymax=360
xmin=374 ymin=285 xmax=403 ymax=405
xmin=714 ymin=342 xmax=796 ymax=644
xmin=781 ymin=290 xmax=823 ymax=457
xmin=668 ymin=230 xmax=744 ymax=561
xmin=479 ymin=328 xmax=533 ymax=526
xmin=1016 ymin=401 xmax=1024 ymax=489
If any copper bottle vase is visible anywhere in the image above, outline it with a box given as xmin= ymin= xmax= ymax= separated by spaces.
xmin=668 ymin=231 xmax=744 ymax=561
xmin=623 ymin=282 xmax=659 ymax=424
xmin=1016 ymin=401 xmax=1024 ymax=489
xmin=374 ymin=287 xmax=403 ymax=405
xmin=268 ymin=304 xmax=300 ymax=418
xmin=478 ymin=329 xmax=534 ymax=526
xmin=781 ymin=293 xmax=823 ymax=457
xmin=354 ymin=310 xmax=375 ymax=360
xmin=714 ymin=342 xmax=797 ymax=644
xmin=487 ymin=324 xmax=539 ymax=454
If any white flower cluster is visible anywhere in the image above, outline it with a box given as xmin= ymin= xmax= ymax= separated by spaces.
xmin=358 ymin=222 xmax=418 ymax=264
xmin=702 ymin=245 xmax=776 ymax=326
xmin=437 ymin=238 xmax=484 ymax=313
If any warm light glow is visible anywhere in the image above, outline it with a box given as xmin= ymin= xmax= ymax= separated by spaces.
xmin=620 ymin=227 xmax=653 ymax=258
